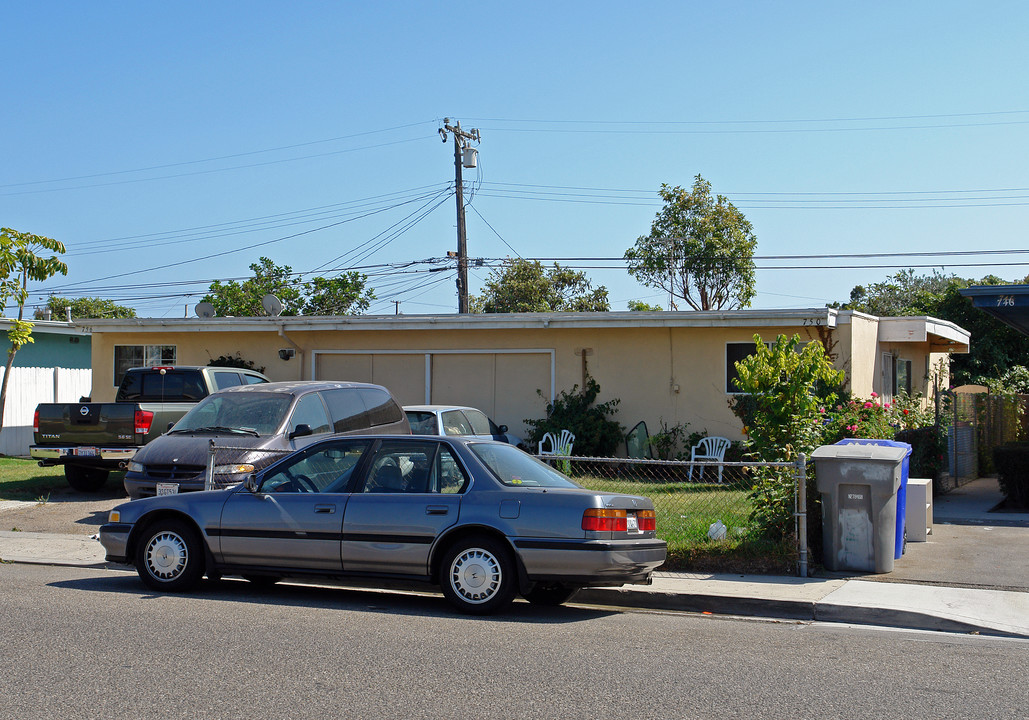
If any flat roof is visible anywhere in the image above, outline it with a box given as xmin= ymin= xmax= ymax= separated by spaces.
xmin=959 ymin=285 xmax=1029 ymax=336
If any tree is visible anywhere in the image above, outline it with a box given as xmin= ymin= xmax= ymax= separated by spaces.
xmin=302 ymin=272 xmax=375 ymax=315
xmin=470 ymin=258 xmax=609 ymax=313
xmin=837 ymin=269 xmax=957 ymax=316
xmin=729 ymin=334 xmax=844 ymax=540
xmin=627 ymin=300 xmax=664 ymax=312
xmin=201 ymin=257 xmax=374 ymax=317
xmin=202 ymin=257 xmax=305 ymax=316
xmin=35 ymin=296 xmax=136 ymax=320
xmin=625 ymin=175 xmax=757 ymax=311
xmin=0 ymin=228 xmax=68 ymax=433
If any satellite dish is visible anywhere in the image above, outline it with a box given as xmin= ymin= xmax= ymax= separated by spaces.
xmin=194 ymin=302 xmax=215 ymax=319
xmin=261 ymin=294 xmax=283 ymax=317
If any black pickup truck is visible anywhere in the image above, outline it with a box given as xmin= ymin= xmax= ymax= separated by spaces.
xmin=31 ymin=366 xmax=269 ymax=491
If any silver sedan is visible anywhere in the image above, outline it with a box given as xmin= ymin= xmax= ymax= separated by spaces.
xmin=100 ymin=435 xmax=666 ymax=614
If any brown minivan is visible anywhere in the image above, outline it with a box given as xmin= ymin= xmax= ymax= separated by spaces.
xmin=123 ymin=381 xmax=410 ymax=499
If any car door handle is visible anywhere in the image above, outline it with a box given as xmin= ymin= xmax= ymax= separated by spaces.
xmin=425 ymin=505 xmax=449 ymax=515
xmin=314 ymin=504 xmax=336 ymax=514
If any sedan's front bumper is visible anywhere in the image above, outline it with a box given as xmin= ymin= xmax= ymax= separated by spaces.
xmin=99 ymin=522 xmax=133 ymax=564
xmin=513 ymin=537 xmax=667 ymax=585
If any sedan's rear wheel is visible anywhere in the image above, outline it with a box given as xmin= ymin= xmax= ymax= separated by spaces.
xmin=440 ymin=536 xmax=516 ymax=614
xmin=523 ymin=583 xmax=580 ymax=606
xmin=135 ymin=519 xmax=205 ymax=592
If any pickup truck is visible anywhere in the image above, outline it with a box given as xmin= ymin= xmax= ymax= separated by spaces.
xmin=31 ymin=365 xmax=269 ymax=492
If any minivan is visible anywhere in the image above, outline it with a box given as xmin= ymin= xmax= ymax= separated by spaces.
xmin=123 ymin=381 xmax=410 ymax=498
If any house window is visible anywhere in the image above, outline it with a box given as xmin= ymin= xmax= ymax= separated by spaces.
xmin=726 ymin=342 xmax=760 ymax=393
xmin=896 ymin=358 xmax=912 ymax=396
xmin=114 ymin=345 xmax=176 ymax=386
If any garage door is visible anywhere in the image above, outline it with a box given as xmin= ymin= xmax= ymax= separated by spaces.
xmin=315 ymin=353 xmax=425 ymax=406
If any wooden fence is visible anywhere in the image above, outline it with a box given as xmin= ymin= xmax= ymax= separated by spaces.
xmin=0 ymin=367 xmax=92 ymax=457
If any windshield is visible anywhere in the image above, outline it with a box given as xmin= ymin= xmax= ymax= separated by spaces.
xmin=172 ymin=392 xmax=292 ymax=436
xmin=469 ymin=443 xmax=581 ymax=488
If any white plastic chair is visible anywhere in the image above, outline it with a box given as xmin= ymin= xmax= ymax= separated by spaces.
xmin=539 ymin=429 xmax=575 ymax=457
xmin=689 ymin=436 xmax=731 ymax=483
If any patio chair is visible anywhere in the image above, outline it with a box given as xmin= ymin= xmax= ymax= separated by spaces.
xmin=539 ymin=429 xmax=575 ymax=457
xmin=689 ymin=436 xmax=731 ymax=483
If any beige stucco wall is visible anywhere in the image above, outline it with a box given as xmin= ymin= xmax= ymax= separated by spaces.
xmin=88 ymin=319 xmax=844 ymax=444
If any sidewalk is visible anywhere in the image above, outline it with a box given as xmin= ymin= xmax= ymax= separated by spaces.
xmin=2 ymin=478 xmax=1027 ymax=638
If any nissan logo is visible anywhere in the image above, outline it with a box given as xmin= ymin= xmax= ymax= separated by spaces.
xmin=79 ymin=406 xmax=90 ymax=416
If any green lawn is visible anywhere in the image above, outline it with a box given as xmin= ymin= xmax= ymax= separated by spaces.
xmin=573 ymin=474 xmax=796 ymax=574
xmin=0 ymin=458 xmax=68 ymax=500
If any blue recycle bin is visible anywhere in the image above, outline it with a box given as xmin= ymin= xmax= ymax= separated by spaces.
xmin=835 ymin=439 xmax=911 ymax=559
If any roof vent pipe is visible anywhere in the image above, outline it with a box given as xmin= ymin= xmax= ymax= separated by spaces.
xmin=66 ymin=307 xmax=72 ymax=322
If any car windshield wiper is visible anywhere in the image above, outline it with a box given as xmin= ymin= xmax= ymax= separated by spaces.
xmin=177 ymin=425 xmax=260 ymax=436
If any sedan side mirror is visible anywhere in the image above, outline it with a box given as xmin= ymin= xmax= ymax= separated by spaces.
xmin=288 ymin=423 xmax=312 ymax=441
xmin=244 ymin=473 xmax=260 ymax=493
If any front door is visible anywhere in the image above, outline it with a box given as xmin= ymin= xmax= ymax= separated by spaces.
xmin=215 ymin=438 xmax=372 ymax=572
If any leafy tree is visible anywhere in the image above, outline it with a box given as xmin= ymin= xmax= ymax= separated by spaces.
xmin=837 ymin=269 xmax=957 ymax=316
xmin=35 ymin=296 xmax=136 ymax=320
xmin=625 ymin=175 xmax=757 ymax=310
xmin=627 ymin=300 xmax=664 ymax=312
xmin=470 ymin=258 xmax=609 ymax=313
xmin=302 ymin=272 xmax=375 ymax=315
xmin=201 ymin=257 xmax=374 ymax=317
xmin=203 ymin=257 xmax=305 ymax=316
xmin=0 ymin=228 xmax=68 ymax=432
xmin=729 ymin=334 xmax=844 ymax=540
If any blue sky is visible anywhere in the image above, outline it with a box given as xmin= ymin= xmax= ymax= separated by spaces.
xmin=3 ymin=2 xmax=1028 ymax=318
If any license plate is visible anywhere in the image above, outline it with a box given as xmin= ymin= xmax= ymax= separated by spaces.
xmin=73 ymin=447 xmax=99 ymax=457
xmin=626 ymin=512 xmax=640 ymax=533
xmin=156 ymin=483 xmax=179 ymax=496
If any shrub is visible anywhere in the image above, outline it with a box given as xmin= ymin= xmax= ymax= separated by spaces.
xmin=524 ymin=375 xmax=624 ymax=457
xmin=993 ymin=442 xmax=1029 ymax=509
xmin=894 ymin=426 xmax=947 ymax=480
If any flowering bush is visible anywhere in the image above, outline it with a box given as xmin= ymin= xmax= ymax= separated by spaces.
xmin=822 ymin=390 xmax=935 ymax=444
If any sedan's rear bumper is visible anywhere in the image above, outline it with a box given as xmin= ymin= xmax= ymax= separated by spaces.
xmin=99 ymin=522 xmax=133 ymax=564
xmin=513 ymin=537 xmax=667 ymax=585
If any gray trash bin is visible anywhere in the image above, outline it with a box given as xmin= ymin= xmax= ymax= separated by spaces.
xmin=811 ymin=444 xmax=908 ymax=573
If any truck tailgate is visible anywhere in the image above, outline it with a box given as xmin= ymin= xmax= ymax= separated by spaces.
xmin=34 ymin=403 xmax=139 ymax=446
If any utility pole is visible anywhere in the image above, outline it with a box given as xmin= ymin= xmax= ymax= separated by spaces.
xmin=439 ymin=118 xmax=480 ymax=313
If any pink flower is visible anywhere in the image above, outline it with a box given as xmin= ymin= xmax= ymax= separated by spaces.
xmin=864 ymin=402 xmax=873 ymax=408
xmin=819 ymin=407 xmax=825 ymax=414
xmin=870 ymin=392 xmax=878 ymax=398
xmin=884 ymin=403 xmax=891 ymax=409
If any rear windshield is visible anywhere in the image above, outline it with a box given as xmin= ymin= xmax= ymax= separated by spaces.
xmin=406 ymin=411 xmax=438 ymax=435
xmin=469 ymin=443 xmax=580 ymax=488
xmin=172 ymin=392 xmax=292 ymax=435
xmin=116 ymin=370 xmax=208 ymax=402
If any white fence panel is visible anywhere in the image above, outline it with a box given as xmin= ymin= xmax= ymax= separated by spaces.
xmin=0 ymin=367 xmax=92 ymax=457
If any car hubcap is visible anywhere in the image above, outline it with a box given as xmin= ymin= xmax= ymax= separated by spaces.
xmin=145 ymin=531 xmax=188 ymax=581
xmin=450 ymin=548 xmax=501 ymax=604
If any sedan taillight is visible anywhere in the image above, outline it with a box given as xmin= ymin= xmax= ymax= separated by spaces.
xmin=135 ymin=409 xmax=155 ymax=435
xmin=637 ymin=509 xmax=656 ymax=531
xmin=582 ymin=508 xmax=627 ymax=532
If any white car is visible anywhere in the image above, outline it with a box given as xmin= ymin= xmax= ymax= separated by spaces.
xmin=404 ymin=405 xmax=524 ymax=447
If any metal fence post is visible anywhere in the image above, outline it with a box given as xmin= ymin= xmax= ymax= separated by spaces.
xmin=205 ymin=439 xmax=216 ymax=491
xmin=795 ymin=454 xmax=808 ymax=577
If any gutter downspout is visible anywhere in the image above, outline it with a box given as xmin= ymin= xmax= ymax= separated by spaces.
xmin=278 ymin=326 xmax=305 ymax=380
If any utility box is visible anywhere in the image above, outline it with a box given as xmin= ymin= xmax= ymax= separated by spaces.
xmin=812 ymin=444 xmax=908 ymax=573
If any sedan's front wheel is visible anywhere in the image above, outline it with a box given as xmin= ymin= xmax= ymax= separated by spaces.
xmin=440 ymin=536 xmax=516 ymax=614
xmin=135 ymin=519 xmax=205 ymax=592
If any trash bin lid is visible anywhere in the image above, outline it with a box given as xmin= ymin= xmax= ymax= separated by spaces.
xmin=811 ymin=444 xmax=910 ymax=462
xmin=835 ymin=438 xmax=912 ymax=458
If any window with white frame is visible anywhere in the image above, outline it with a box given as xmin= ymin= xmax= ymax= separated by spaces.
xmin=113 ymin=345 xmax=176 ymax=386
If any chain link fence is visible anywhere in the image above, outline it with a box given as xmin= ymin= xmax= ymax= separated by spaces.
xmin=202 ymin=442 xmax=291 ymax=491
xmin=536 ymin=454 xmax=808 ymax=576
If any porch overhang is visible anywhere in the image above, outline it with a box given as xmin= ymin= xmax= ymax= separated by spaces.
xmin=959 ymin=285 xmax=1029 ymax=337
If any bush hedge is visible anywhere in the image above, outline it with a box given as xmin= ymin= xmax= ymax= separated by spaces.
xmin=992 ymin=442 xmax=1029 ymax=509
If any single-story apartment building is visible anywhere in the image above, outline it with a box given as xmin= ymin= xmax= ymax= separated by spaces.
xmin=73 ymin=308 xmax=969 ymax=448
